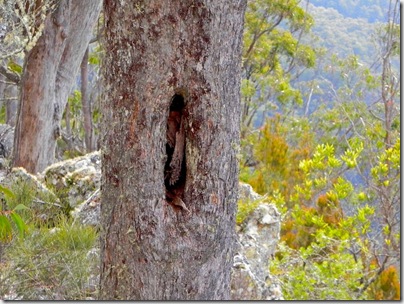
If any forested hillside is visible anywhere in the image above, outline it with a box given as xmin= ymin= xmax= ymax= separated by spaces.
xmin=0 ymin=0 xmax=400 ymax=300
xmin=308 ymin=4 xmax=379 ymax=64
xmin=310 ymin=0 xmax=388 ymax=22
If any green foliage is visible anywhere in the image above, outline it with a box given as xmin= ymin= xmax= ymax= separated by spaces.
xmin=88 ymin=44 xmax=103 ymax=66
xmin=6 ymin=179 xmax=63 ymax=226
xmin=241 ymin=109 xmax=399 ymax=300
xmin=59 ymin=90 xmax=86 ymax=159
xmin=241 ymin=116 xmax=313 ymax=210
xmin=236 ymin=196 xmax=266 ymax=225
xmin=0 ymin=215 xmax=98 ymax=300
xmin=272 ymin=239 xmax=365 ymax=300
xmin=271 ymin=181 xmax=379 ymax=300
xmin=0 ymin=104 xmax=6 ymax=124
xmin=239 ymin=0 xmax=400 ymax=301
xmin=370 ymin=138 xmax=400 ymax=184
xmin=307 ymin=5 xmax=381 ymax=66
xmin=7 ymin=59 xmax=23 ymax=75
xmin=0 ymin=213 xmax=13 ymax=242
xmin=65 ymin=90 xmax=84 ymax=134
xmin=241 ymin=0 xmax=315 ymax=131
xmin=0 ymin=185 xmax=28 ymax=243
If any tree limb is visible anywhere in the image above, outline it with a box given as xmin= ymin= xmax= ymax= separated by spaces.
xmin=0 ymin=65 xmax=20 ymax=84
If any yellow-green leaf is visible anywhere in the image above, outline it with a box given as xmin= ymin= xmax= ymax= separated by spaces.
xmin=0 ymin=214 xmax=13 ymax=243
xmin=10 ymin=211 xmax=27 ymax=238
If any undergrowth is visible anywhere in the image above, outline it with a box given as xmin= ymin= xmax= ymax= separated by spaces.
xmin=0 ymin=215 xmax=98 ymax=300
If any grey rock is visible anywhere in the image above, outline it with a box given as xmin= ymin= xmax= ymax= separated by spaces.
xmin=41 ymin=151 xmax=101 ymax=208
xmin=238 ymin=181 xmax=262 ymax=202
xmin=72 ymin=188 xmax=100 ymax=227
xmin=231 ymin=183 xmax=283 ymax=300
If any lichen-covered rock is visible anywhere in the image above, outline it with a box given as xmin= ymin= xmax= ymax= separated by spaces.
xmin=41 ymin=151 xmax=101 ymax=208
xmin=2 ymin=167 xmax=59 ymax=202
xmin=238 ymin=182 xmax=262 ymax=202
xmin=231 ymin=183 xmax=283 ymax=300
xmin=231 ymin=253 xmax=282 ymax=300
xmin=1 ymin=167 xmax=62 ymax=223
xmin=71 ymin=189 xmax=100 ymax=227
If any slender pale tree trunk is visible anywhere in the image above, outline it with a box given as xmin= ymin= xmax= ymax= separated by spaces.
xmin=0 ymin=75 xmax=18 ymax=127
xmin=81 ymin=46 xmax=93 ymax=152
xmin=63 ymin=99 xmax=73 ymax=152
xmin=99 ymin=0 xmax=247 ymax=300
xmin=13 ymin=0 xmax=101 ymax=173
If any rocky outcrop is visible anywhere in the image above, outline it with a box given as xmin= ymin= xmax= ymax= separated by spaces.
xmin=40 ymin=151 xmax=101 ymax=209
xmin=71 ymin=188 xmax=100 ymax=227
xmin=231 ymin=183 xmax=283 ymax=300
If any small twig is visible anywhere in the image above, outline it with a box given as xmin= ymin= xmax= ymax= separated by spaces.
xmin=32 ymin=198 xmax=63 ymax=209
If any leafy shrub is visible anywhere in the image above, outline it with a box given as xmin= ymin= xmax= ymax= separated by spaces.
xmin=0 ymin=185 xmax=28 ymax=243
xmin=368 ymin=265 xmax=400 ymax=300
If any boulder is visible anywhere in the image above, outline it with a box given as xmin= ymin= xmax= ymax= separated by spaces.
xmin=71 ymin=189 xmax=100 ymax=227
xmin=41 ymin=151 xmax=101 ymax=209
xmin=231 ymin=183 xmax=283 ymax=300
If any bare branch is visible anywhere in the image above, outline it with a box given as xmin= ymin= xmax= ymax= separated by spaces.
xmin=0 ymin=65 xmax=20 ymax=84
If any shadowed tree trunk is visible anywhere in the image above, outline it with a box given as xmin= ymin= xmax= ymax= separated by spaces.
xmin=13 ymin=0 xmax=101 ymax=173
xmin=99 ymin=0 xmax=247 ymax=300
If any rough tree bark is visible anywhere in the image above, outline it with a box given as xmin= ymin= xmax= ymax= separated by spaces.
xmin=13 ymin=0 xmax=102 ymax=173
xmin=99 ymin=0 xmax=247 ymax=300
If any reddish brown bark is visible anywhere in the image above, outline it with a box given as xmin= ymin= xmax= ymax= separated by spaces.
xmin=99 ymin=0 xmax=247 ymax=300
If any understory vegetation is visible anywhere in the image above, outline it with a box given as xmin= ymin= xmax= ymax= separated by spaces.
xmin=0 ymin=180 xmax=98 ymax=300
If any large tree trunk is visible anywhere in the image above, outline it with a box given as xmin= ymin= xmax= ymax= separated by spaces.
xmin=13 ymin=0 xmax=101 ymax=173
xmin=99 ymin=0 xmax=246 ymax=300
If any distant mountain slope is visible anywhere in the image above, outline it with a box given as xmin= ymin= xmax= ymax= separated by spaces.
xmin=306 ymin=3 xmax=378 ymax=65
xmin=308 ymin=0 xmax=389 ymax=23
